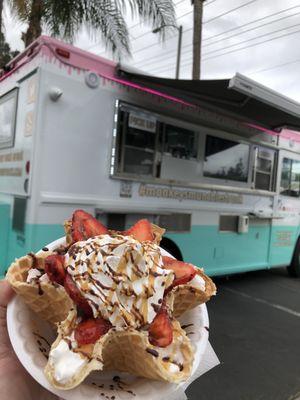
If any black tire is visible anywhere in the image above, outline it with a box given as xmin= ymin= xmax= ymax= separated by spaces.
xmin=160 ymin=237 xmax=183 ymax=261
xmin=287 ymin=237 xmax=300 ymax=277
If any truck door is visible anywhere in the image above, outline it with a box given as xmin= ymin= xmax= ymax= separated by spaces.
xmin=269 ymin=150 xmax=300 ymax=267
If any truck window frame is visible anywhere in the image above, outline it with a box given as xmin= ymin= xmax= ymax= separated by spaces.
xmin=0 ymin=88 xmax=18 ymax=150
xmin=112 ymin=101 xmax=277 ymax=193
xmin=280 ymin=156 xmax=300 ymax=198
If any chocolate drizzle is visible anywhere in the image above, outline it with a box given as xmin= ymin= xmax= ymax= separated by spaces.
xmin=181 ymin=323 xmax=194 ymax=330
xmin=146 ymin=348 xmax=159 ymax=357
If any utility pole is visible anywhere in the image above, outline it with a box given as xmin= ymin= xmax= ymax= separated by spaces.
xmin=0 ymin=0 xmax=3 ymax=36
xmin=192 ymin=0 xmax=206 ymax=80
xmin=153 ymin=25 xmax=183 ymax=79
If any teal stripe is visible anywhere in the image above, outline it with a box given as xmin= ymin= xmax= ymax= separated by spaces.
xmin=0 ymin=203 xmax=10 ymax=274
xmin=1 ymin=223 xmax=64 ymax=277
xmin=1 ymin=219 xmax=299 ymax=278
xmin=167 ymin=224 xmax=300 ymax=276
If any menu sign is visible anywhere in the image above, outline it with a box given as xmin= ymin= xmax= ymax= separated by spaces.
xmin=128 ymin=112 xmax=156 ymax=133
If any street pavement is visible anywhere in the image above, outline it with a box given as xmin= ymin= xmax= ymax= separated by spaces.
xmin=186 ymin=267 xmax=300 ymax=400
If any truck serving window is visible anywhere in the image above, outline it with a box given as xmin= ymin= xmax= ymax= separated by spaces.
xmin=0 ymin=89 xmax=18 ymax=149
xmin=203 ymin=135 xmax=249 ymax=183
xmin=163 ymin=124 xmax=198 ymax=160
xmin=117 ymin=108 xmax=157 ymax=177
xmin=280 ymin=157 xmax=300 ymax=197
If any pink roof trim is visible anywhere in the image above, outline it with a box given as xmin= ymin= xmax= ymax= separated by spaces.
xmin=5 ymin=35 xmax=117 ymax=78
xmin=2 ymin=35 xmax=300 ymax=141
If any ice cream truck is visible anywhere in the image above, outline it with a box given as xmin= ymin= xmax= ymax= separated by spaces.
xmin=1 ymin=35 xmax=300 ymax=278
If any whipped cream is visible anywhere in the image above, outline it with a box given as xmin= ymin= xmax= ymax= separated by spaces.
xmin=49 ymin=340 xmax=87 ymax=384
xmin=157 ymin=335 xmax=185 ymax=373
xmin=64 ymin=235 xmax=175 ymax=329
xmin=26 ymin=268 xmax=42 ymax=283
xmin=26 ymin=268 xmax=50 ymax=284
xmin=189 ymin=274 xmax=206 ymax=291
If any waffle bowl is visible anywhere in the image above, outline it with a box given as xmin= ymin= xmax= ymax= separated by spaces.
xmin=6 ymin=248 xmax=72 ymax=325
xmin=7 ymin=237 xmax=219 ymax=399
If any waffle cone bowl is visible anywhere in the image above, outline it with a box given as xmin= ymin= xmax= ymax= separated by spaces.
xmin=6 ymin=252 xmax=72 ymax=325
xmin=45 ymin=303 xmax=194 ymax=391
xmin=171 ymin=270 xmax=217 ymax=318
xmin=6 ymin=210 xmax=218 ymax=398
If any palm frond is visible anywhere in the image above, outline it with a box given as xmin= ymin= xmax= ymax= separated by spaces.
xmin=8 ymin=0 xmax=31 ymax=22
xmin=42 ymin=0 xmax=130 ymax=59
xmin=117 ymin=0 xmax=177 ymax=40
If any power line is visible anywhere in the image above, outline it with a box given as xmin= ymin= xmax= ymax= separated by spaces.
xmin=149 ymin=26 xmax=300 ymax=74
xmin=90 ymin=0 xmax=259 ymax=56
xmin=249 ymin=58 xmax=300 ymax=76
xmin=130 ymin=0 xmax=258 ymax=44
xmin=203 ymin=25 xmax=300 ymax=61
xmin=203 ymin=8 xmax=300 ymax=48
xmin=132 ymin=8 xmax=300 ymax=70
xmin=117 ymin=0 xmax=259 ymax=58
xmin=203 ymin=21 xmax=300 ymax=58
xmin=85 ymin=0 xmax=217 ymax=51
xmin=202 ymin=4 xmax=300 ymax=43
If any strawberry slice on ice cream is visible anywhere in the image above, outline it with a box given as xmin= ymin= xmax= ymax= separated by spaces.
xmin=71 ymin=209 xmax=108 ymax=242
xmin=123 ymin=219 xmax=154 ymax=242
xmin=75 ymin=317 xmax=112 ymax=346
xmin=44 ymin=254 xmax=66 ymax=285
xmin=162 ymin=256 xmax=197 ymax=288
xmin=148 ymin=303 xmax=173 ymax=348
xmin=64 ymin=273 xmax=93 ymax=317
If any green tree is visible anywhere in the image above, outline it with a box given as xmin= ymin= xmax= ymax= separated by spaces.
xmin=10 ymin=0 xmax=176 ymax=58
xmin=0 ymin=32 xmax=19 ymax=68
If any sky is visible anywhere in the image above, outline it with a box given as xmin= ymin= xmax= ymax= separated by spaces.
xmin=3 ymin=0 xmax=300 ymax=102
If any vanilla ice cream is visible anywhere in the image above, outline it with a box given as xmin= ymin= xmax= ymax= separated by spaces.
xmin=64 ymin=234 xmax=175 ymax=329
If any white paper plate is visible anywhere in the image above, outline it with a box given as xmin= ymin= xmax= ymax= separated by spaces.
xmin=7 ymin=237 xmax=210 ymax=400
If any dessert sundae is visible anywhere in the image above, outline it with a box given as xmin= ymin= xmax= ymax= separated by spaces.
xmin=7 ymin=210 xmax=216 ymax=389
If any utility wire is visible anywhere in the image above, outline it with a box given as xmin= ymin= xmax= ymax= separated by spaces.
xmin=249 ymin=58 xmax=300 ymax=76
xmin=149 ymin=26 xmax=300 ymax=74
xmin=132 ymin=8 xmax=300 ymax=69
xmin=120 ymin=0 xmax=259 ymax=57
xmin=130 ymin=0 xmax=258 ymax=43
xmin=132 ymin=4 xmax=300 ymax=66
xmin=89 ymin=0 xmax=258 ymax=55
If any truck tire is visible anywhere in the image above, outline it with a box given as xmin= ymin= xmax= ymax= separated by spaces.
xmin=287 ymin=237 xmax=300 ymax=277
xmin=160 ymin=238 xmax=183 ymax=261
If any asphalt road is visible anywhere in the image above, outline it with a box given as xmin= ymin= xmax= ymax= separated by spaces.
xmin=186 ymin=267 xmax=300 ymax=400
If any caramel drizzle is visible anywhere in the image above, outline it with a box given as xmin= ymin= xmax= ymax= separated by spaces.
xmin=68 ymin=237 xmax=169 ymax=327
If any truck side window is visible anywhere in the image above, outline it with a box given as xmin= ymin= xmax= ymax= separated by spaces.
xmin=280 ymin=157 xmax=300 ymax=197
xmin=117 ymin=109 xmax=157 ymax=177
xmin=253 ymin=146 xmax=276 ymax=191
xmin=163 ymin=124 xmax=198 ymax=160
xmin=204 ymin=135 xmax=249 ymax=183
xmin=0 ymin=89 xmax=18 ymax=149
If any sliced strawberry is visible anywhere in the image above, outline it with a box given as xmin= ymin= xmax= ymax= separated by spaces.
xmin=123 ymin=219 xmax=154 ymax=242
xmin=44 ymin=254 xmax=66 ymax=285
xmin=148 ymin=304 xmax=173 ymax=347
xmin=83 ymin=217 xmax=108 ymax=239
xmin=64 ymin=273 xmax=93 ymax=317
xmin=162 ymin=257 xmax=197 ymax=288
xmin=74 ymin=317 xmax=112 ymax=346
xmin=71 ymin=209 xmax=108 ymax=242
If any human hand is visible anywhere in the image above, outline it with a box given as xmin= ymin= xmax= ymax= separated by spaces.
xmin=0 ymin=279 xmax=60 ymax=400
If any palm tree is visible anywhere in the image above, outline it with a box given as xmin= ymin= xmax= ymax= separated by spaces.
xmin=9 ymin=0 xmax=176 ymax=58
xmin=0 ymin=0 xmax=3 ymax=35
xmin=0 ymin=0 xmax=19 ymax=68
xmin=192 ymin=0 xmax=206 ymax=79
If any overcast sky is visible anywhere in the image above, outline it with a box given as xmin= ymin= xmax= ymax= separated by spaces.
xmin=3 ymin=0 xmax=300 ymax=102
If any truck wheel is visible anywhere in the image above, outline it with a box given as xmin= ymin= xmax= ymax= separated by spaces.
xmin=287 ymin=237 xmax=300 ymax=277
xmin=160 ymin=238 xmax=183 ymax=261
